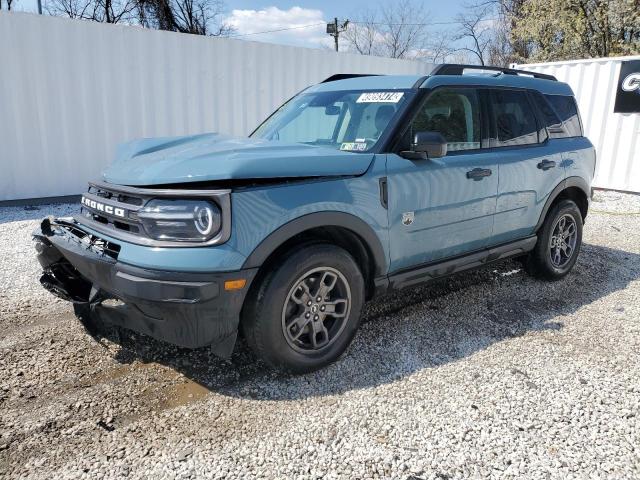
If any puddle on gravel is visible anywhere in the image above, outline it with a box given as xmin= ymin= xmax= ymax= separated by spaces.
xmin=160 ymin=379 xmax=210 ymax=409
xmin=90 ymin=364 xmax=132 ymax=384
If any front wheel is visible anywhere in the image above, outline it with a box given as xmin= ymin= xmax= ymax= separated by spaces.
xmin=242 ymin=244 xmax=365 ymax=373
xmin=526 ymin=199 xmax=583 ymax=280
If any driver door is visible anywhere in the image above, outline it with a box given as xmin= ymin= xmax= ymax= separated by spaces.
xmin=386 ymin=87 xmax=499 ymax=272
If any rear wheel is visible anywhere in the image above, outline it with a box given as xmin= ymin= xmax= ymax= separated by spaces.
xmin=526 ymin=199 xmax=583 ymax=280
xmin=242 ymin=244 xmax=365 ymax=373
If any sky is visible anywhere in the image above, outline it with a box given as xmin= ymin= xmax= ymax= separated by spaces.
xmin=12 ymin=0 xmax=469 ymax=51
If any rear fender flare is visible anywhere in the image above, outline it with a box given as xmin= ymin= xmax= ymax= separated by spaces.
xmin=535 ymin=176 xmax=590 ymax=231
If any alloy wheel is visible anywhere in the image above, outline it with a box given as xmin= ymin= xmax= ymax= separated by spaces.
xmin=549 ymin=213 xmax=578 ymax=268
xmin=281 ymin=267 xmax=351 ymax=353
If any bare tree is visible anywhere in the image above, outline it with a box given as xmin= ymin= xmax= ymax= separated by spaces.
xmin=0 ymin=0 xmax=17 ymax=10
xmin=343 ymin=9 xmax=380 ymax=56
xmin=46 ymin=0 xmax=92 ymax=19
xmin=136 ymin=0 xmax=233 ymax=35
xmin=422 ymin=30 xmax=457 ymax=63
xmin=380 ymin=0 xmax=429 ymax=58
xmin=344 ymin=0 xmax=431 ymax=59
xmin=47 ymin=0 xmax=137 ymax=23
xmin=454 ymin=3 xmax=495 ymax=65
xmin=46 ymin=0 xmax=233 ymax=36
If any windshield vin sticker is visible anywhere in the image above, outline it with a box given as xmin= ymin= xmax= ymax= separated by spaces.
xmin=356 ymin=92 xmax=404 ymax=103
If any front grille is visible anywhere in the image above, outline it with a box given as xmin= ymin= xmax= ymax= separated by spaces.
xmin=80 ymin=183 xmax=144 ymax=235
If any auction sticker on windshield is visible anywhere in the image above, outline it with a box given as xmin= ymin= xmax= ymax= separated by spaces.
xmin=340 ymin=142 xmax=368 ymax=151
xmin=356 ymin=92 xmax=404 ymax=103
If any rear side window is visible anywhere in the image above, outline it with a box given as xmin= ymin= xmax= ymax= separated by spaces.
xmin=491 ymin=89 xmax=539 ymax=147
xmin=545 ymin=95 xmax=583 ymax=137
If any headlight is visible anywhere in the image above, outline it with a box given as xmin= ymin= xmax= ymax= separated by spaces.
xmin=138 ymin=199 xmax=221 ymax=242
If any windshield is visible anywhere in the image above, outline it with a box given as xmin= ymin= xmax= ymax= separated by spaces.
xmin=251 ymin=89 xmax=414 ymax=152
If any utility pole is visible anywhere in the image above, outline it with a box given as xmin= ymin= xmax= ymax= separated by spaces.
xmin=326 ymin=17 xmax=349 ymax=52
xmin=37 ymin=0 xmax=42 ymax=14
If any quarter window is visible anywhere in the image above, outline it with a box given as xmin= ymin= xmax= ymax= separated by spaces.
xmin=531 ymin=91 xmax=564 ymax=138
xmin=410 ymin=88 xmax=481 ymax=152
xmin=491 ymin=90 xmax=539 ymax=147
xmin=545 ymin=95 xmax=583 ymax=137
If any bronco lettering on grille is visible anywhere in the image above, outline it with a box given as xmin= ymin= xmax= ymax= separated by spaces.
xmin=81 ymin=196 xmax=126 ymax=218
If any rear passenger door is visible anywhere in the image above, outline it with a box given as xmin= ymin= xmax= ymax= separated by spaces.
xmin=489 ymin=88 xmax=566 ymax=244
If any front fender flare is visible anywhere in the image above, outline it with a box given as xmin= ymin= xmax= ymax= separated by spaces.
xmin=241 ymin=211 xmax=387 ymax=277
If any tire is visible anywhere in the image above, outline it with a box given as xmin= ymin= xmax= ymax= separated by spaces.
xmin=525 ymin=199 xmax=583 ymax=280
xmin=242 ymin=244 xmax=365 ymax=373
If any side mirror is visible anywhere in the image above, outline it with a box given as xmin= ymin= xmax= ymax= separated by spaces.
xmin=401 ymin=131 xmax=447 ymax=160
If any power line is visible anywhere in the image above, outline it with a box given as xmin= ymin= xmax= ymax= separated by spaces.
xmin=350 ymin=18 xmax=499 ymax=26
xmin=228 ymin=23 xmax=326 ymax=37
xmin=227 ymin=17 xmax=500 ymax=39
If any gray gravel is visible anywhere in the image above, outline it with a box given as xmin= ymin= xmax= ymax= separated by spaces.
xmin=1 ymin=190 xmax=639 ymax=480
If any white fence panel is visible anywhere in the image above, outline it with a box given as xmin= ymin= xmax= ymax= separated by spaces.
xmin=0 ymin=12 xmax=434 ymax=201
xmin=514 ymin=57 xmax=640 ymax=193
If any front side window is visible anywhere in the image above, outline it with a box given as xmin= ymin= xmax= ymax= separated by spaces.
xmin=410 ymin=88 xmax=481 ymax=152
xmin=491 ymin=89 xmax=539 ymax=147
xmin=251 ymin=90 xmax=414 ymax=152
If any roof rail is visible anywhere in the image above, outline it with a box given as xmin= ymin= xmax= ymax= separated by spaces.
xmin=430 ymin=64 xmax=557 ymax=81
xmin=321 ymin=73 xmax=381 ymax=83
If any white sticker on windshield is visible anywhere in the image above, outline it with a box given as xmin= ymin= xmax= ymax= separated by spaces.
xmin=340 ymin=142 xmax=368 ymax=152
xmin=356 ymin=92 xmax=404 ymax=103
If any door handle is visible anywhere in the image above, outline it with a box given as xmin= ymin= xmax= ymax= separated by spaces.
xmin=466 ymin=168 xmax=492 ymax=180
xmin=537 ymin=159 xmax=556 ymax=170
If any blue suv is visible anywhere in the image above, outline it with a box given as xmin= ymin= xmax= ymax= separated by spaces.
xmin=34 ymin=65 xmax=595 ymax=372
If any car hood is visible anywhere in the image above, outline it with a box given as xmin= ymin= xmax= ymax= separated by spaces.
xmin=102 ymin=133 xmax=375 ymax=186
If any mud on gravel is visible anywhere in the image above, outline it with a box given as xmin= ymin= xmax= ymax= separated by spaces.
xmin=1 ymin=191 xmax=639 ymax=480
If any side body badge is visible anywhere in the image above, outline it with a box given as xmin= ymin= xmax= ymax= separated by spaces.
xmin=402 ymin=211 xmax=414 ymax=226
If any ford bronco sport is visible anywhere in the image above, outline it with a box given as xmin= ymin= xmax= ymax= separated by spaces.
xmin=34 ymin=64 xmax=595 ymax=373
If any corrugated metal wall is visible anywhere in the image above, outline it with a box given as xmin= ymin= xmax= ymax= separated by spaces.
xmin=514 ymin=57 xmax=640 ymax=193
xmin=0 ymin=12 xmax=433 ymax=201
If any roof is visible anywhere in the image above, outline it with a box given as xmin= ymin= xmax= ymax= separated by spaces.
xmin=307 ymin=70 xmax=574 ymax=96
xmin=421 ymin=74 xmax=574 ymax=96
xmin=308 ymin=75 xmax=424 ymax=92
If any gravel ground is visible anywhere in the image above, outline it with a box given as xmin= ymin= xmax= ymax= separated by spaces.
xmin=1 ymin=190 xmax=639 ymax=480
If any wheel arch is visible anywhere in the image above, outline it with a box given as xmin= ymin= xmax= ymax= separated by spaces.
xmin=535 ymin=177 xmax=590 ymax=231
xmin=242 ymin=212 xmax=387 ymax=300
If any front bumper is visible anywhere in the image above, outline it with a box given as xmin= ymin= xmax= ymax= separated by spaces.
xmin=33 ymin=218 xmax=257 ymax=356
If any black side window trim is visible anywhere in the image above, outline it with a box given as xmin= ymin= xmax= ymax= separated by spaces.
xmin=525 ymin=90 xmax=550 ymax=144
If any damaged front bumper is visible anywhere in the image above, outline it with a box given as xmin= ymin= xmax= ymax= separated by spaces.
xmin=33 ymin=218 xmax=257 ymax=357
